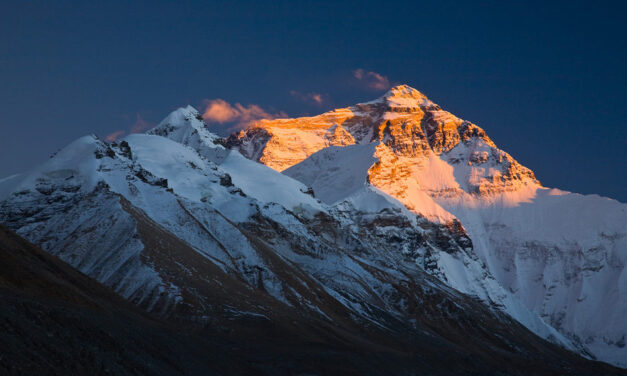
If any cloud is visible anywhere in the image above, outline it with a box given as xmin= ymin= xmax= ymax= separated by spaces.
xmin=202 ymin=99 xmax=241 ymax=123
xmin=290 ymin=90 xmax=325 ymax=105
xmin=130 ymin=114 xmax=153 ymax=134
xmin=202 ymin=99 xmax=286 ymax=131
xmin=105 ymin=130 xmax=125 ymax=142
xmin=104 ymin=113 xmax=153 ymax=143
xmin=310 ymin=93 xmax=324 ymax=104
xmin=353 ymin=69 xmax=390 ymax=90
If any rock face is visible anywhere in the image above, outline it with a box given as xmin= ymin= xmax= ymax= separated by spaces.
xmin=226 ymin=84 xmax=538 ymax=199
xmin=229 ymin=85 xmax=627 ymax=367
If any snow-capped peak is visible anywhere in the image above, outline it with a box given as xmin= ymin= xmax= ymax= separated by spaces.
xmin=149 ymin=105 xmax=205 ymax=134
xmin=148 ymin=105 xmax=226 ymax=162
xmin=361 ymin=84 xmax=434 ymax=108
xmin=382 ymin=84 xmax=429 ymax=101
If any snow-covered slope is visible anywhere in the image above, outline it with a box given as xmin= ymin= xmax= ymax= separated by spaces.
xmin=230 ymin=85 xmax=627 ymax=367
xmin=0 ymin=114 xmax=329 ymax=313
xmin=440 ymin=188 xmax=627 ymax=365
xmin=285 ymin=142 xmax=574 ymax=352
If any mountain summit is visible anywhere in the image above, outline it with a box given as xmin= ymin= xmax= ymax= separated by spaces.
xmin=227 ymin=84 xmax=538 ymax=204
xmin=374 ymin=84 xmax=433 ymax=106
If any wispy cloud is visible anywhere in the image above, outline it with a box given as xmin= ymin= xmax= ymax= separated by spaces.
xmin=353 ymin=69 xmax=390 ymax=90
xmin=105 ymin=130 xmax=125 ymax=142
xmin=202 ymin=99 xmax=286 ymax=131
xmin=202 ymin=99 xmax=243 ymax=123
xmin=104 ymin=113 xmax=154 ymax=142
xmin=130 ymin=114 xmax=153 ymax=134
xmin=290 ymin=90 xmax=325 ymax=105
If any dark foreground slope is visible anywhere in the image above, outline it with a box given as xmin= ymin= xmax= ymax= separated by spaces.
xmin=0 ymin=223 xmax=257 ymax=375
xmin=0 ymin=224 xmax=625 ymax=376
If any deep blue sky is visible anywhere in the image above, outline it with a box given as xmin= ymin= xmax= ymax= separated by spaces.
xmin=1 ymin=1 xmax=625 ymax=201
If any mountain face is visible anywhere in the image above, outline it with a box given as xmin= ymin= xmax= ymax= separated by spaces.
xmin=1 ymin=228 xmax=623 ymax=376
xmin=0 ymin=91 xmax=624 ymax=373
xmin=227 ymin=85 xmax=537 ymax=200
xmin=227 ymin=85 xmax=627 ymax=367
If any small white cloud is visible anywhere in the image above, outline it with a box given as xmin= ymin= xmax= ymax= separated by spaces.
xmin=290 ymin=90 xmax=325 ymax=105
xmin=353 ymin=68 xmax=390 ymax=90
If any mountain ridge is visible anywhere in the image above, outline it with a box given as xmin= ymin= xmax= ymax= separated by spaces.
xmin=0 ymin=89 xmax=625 ymax=370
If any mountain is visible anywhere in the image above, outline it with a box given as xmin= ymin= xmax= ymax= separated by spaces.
xmin=0 ymin=100 xmax=624 ymax=374
xmin=227 ymin=85 xmax=627 ymax=367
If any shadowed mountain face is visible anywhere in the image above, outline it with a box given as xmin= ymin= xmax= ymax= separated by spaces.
xmin=0 ymin=223 xmax=255 ymax=375
xmin=1 ymin=226 xmax=625 ymax=376
xmin=0 ymin=95 xmax=625 ymax=374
